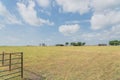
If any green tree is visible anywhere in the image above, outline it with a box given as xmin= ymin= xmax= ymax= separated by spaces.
xmin=70 ymin=42 xmax=76 ymax=46
xmin=70 ymin=42 xmax=73 ymax=46
xmin=56 ymin=44 xmax=64 ymax=46
xmin=77 ymin=42 xmax=82 ymax=46
xmin=70 ymin=42 xmax=86 ymax=46
xmin=109 ymin=41 xmax=114 ymax=45
xmin=82 ymin=42 xmax=86 ymax=46
xmin=119 ymin=41 xmax=120 ymax=45
xmin=109 ymin=40 xmax=120 ymax=46
xmin=65 ymin=42 xmax=69 ymax=46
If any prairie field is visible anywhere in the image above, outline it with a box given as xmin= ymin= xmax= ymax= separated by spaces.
xmin=0 ymin=46 xmax=120 ymax=80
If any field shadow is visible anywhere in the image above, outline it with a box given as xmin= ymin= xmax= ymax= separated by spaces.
xmin=23 ymin=69 xmax=46 ymax=80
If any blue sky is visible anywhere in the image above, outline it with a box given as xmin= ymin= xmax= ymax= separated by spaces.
xmin=0 ymin=0 xmax=120 ymax=46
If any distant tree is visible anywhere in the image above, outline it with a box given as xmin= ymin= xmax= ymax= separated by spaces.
xmin=42 ymin=43 xmax=46 ymax=46
xmin=74 ymin=43 xmax=78 ymax=46
xmin=56 ymin=44 xmax=64 ymax=46
xmin=109 ymin=40 xmax=120 ymax=46
xmin=65 ymin=42 xmax=69 ymax=46
xmin=82 ymin=42 xmax=86 ymax=46
xmin=109 ymin=41 xmax=114 ymax=45
xmin=114 ymin=40 xmax=119 ymax=46
xmin=70 ymin=42 xmax=86 ymax=46
xmin=98 ymin=44 xmax=107 ymax=46
xmin=70 ymin=42 xmax=77 ymax=46
xmin=70 ymin=42 xmax=74 ymax=46
xmin=77 ymin=42 xmax=82 ymax=46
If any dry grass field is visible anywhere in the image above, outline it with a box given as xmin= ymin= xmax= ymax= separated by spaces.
xmin=0 ymin=46 xmax=120 ymax=80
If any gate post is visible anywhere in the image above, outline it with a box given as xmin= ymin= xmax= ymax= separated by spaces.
xmin=21 ymin=52 xmax=23 ymax=78
xmin=9 ymin=53 xmax=11 ymax=71
xmin=2 ymin=51 xmax=4 ymax=66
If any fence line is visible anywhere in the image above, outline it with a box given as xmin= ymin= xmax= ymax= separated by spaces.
xmin=0 ymin=52 xmax=23 ymax=80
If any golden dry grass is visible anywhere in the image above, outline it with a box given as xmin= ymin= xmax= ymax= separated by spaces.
xmin=0 ymin=46 xmax=120 ymax=80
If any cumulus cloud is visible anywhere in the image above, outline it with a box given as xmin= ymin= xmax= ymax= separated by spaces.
xmin=91 ymin=0 xmax=120 ymax=12
xmin=56 ymin=0 xmax=90 ymax=14
xmin=1 ymin=0 xmax=119 ymax=31
xmin=91 ymin=11 xmax=120 ymax=30
xmin=90 ymin=0 xmax=120 ymax=30
xmin=0 ymin=1 xmax=22 ymax=25
xmin=81 ymin=24 xmax=120 ymax=41
xmin=17 ymin=0 xmax=53 ymax=26
xmin=59 ymin=24 xmax=80 ymax=36
xmin=55 ymin=0 xmax=120 ymax=30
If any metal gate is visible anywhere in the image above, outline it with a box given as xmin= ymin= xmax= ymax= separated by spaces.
xmin=0 ymin=52 xmax=23 ymax=80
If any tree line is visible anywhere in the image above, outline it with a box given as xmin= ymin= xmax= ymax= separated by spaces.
xmin=56 ymin=42 xmax=86 ymax=46
xmin=56 ymin=40 xmax=120 ymax=46
xmin=37 ymin=40 xmax=120 ymax=46
xmin=109 ymin=40 xmax=120 ymax=46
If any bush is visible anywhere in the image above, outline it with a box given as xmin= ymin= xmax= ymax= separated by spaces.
xmin=56 ymin=44 xmax=64 ymax=46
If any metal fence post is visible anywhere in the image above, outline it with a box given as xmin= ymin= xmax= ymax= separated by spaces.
xmin=9 ymin=53 xmax=11 ymax=71
xmin=21 ymin=52 xmax=23 ymax=78
xmin=2 ymin=51 xmax=4 ymax=66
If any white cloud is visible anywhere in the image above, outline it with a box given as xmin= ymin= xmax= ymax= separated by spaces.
xmin=111 ymin=25 xmax=120 ymax=35
xmin=0 ymin=1 xmax=22 ymax=25
xmin=59 ymin=24 xmax=80 ymax=36
xmin=91 ymin=0 xmax=120 ymax=12
xmin=17 ymin=0 xmax=53 ymax=26
xmin=65 ymin=20 xmax=89 ymax=24
xmin=81 ymin=24 xmax=120 ymax=41
xmin=0 ymin=24 xmax=5 ymax=30
xmin=55 ymin=0 xmax=120 ymax=30
xmin=36 ymin=0 xmax=50 ymax=8
xmin=91 ymin=10 xmax=120 ymax=30
xmin=63 ymin=24 xmax=120 ymax=45
xmin=56 ymin=0 xmax=119 ymax=14
xmin=56 ymin=0 xmax=90 ymax=14
xmin=90 ymin=0 xmax=120 ymax=30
